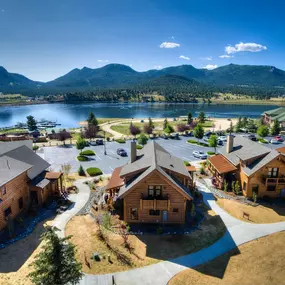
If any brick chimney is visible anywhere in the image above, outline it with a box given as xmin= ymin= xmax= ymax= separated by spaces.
xmin=130 ymin=141 xmax=137 ymax=163
xmin=226 ymin=135 xmax=234 ymax=153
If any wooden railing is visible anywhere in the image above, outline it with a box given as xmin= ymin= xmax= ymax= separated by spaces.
xmin=140 ymin=197 xmax=170 ymax=211
xmin=264 ymin=177 xmax=285 ymax=186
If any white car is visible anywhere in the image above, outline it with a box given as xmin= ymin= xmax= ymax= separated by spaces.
xmin=218 ymin=136 xmax=227 ymax=142
xmin=270 ymin=139 xmax=279 ymax=144
xmin=193 ymin=151 xmax=207 ymax=159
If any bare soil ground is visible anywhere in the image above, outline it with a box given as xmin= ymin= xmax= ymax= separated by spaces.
xmin=217 ymin=198 xmax=285 ymax=223
xmin=168 ymin=231 xmax=285 ymax=285
xmin=65 ymin=207 xmax=226 ymax=275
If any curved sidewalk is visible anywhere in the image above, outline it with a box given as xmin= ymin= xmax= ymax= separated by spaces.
xmin=81 ymin=180 xmax=285 ymax=285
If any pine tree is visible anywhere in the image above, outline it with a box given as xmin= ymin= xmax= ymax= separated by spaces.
xmin=187 ymin=112 xmax=193 ymax=125
xmin=28 ymin=226 xmax=82 ymax=285
xmin=194 ymin=124 xmax=204 ymax=142
xmin=198 ymin=111 xmax=206 ymax=124
xmin=87 ymin=112 xmax=95 ymax=123
xmin=163 ymin=118 xmax=168 ymax=130
xmin=235 ymin=117 xmax=243 ymax=132
xmin=26 ymin=115 xmax=37 ymax=131
xmin=271 ymin=119 xmax=281 ymax=136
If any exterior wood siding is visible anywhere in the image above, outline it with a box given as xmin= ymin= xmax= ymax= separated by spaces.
xmin=0 ymin=171 xmax=29 ymax=231
xmin=123 ymin=170 xmax=189 ymax=224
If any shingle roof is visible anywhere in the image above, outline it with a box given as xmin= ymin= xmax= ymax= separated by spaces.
xmin=242 ymin=150 xmax=280 ymax=176
xmin=45 ymin=172 xmax=62 ymax=180
xmin=106 ymin=166 xmax=125 ymax=191
xmin=263 ymin=107 xmax=285 ymax=116
xmin=30 ymin=173 xmax=50 ymax=189
xmin=118 ymin=141 xmax=192 ymax=200
xmin=0 ymin=155 xmax=32 ymax=187
xmin=1 ymin=145 xmax=51 ymax=180
xmin=208 ymin=154 xmax=237 ymax=174
xmin=219 ymin=136 xmax=270 ymax=166
xmin=276 ymin=146 xmax=285 ymax=154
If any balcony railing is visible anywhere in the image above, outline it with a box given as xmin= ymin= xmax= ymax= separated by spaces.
xmin=261 ymin=177 xmax=285 ymax=186
xmin=140 ymin=195 xmax=170 ymax=210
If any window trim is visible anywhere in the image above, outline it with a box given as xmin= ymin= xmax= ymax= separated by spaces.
xmin=4 ymin=207 xmax=12 ymax=218
xmin=1 ymin=185 xmax=6 ymax=195
xmin=148 ymin=185 xmax=162 ymax=198
xmin=130 ymin=208 xmax=138 ymax=220
xmin=268 ymin=167 xmax=279 ymax=178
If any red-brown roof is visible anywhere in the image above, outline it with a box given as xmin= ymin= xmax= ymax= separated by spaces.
xmin=186 ymin=165 xmax=196 ymax=172
xmin=45 ymin=172 xmax=62 ymax=180
xmin=276 ymin=146 xmax=285 ymax=155
xmin=208 ymin=154 xmax=237 ymax=174
xmin=106 ymin=166 xmax=124 ymax=191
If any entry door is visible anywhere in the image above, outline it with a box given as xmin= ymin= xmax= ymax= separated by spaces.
xmin=162 ymin=210 xmax=168 ymax=222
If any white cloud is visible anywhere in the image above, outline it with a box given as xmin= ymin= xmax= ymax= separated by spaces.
xmin=219 ymin=55 xmax=234 ymax=58
xmin=159 ymin=42 xmax=180 ymax=48
xmin=153 ymin=65 xmax=163 ymax=70
xmin=225 ymin=42 xmax=267 ymax=54
xmin=203 ymin=64 xmax=218 ymax=70
xmin=171 ymin=36 xmax=175 ymax=40
xmin=97 ymin=59 xmax=109 ymax=63
xmin=179 ymin=55 xmax=190 ymax=60
xmin=200 ymin=57 xmax=212 ymax=60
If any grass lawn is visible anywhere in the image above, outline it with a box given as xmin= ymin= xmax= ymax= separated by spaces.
xmin=65 ymin=205 xmax=226 ymax=275
xmin=169 ymin=231 xmax=285 ymax=285
xmin=217 ymin=198 xmax=285 ymax=223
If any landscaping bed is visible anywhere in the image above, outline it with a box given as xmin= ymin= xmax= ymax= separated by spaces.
xmin=77 ymin=155 xmax=88 ymax=161
xmin=86 ymin=167 xmax=103 ymax=176
xmin=169 ymin=231 xmax=285 ymax=285
xmin=80 ymin=149 xmax=96 ymax=156
xmin=115 ymin=138 xmax=126 ymax=144
xmin=187 ymin=139 xmax=209 ymax=147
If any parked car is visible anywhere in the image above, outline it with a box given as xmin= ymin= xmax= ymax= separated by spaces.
xmin=90 ymin=141 xmax=97 ymax=146
xmin=274 ymin=136 xmax=284 ymax=142
xmin=162 ymin=134 xmax=169 ymax=139
xmin=170 ymin=133 xmax=179 ymax=139
xmin=218 ymin=136 xmax=227 ymax=142
xmin=270 ymin=139 xmax=279 ymax=144
xmin=217 ymin=139 xmax=224 ymax=146
xmin=192 ymin=151 xmax=207 ymax=159
xmin=248 ymin=134 xmax=257 ymax=141
xmin=205 ymin=131 xmax=214 ymax=137
xmin=96 ymin=139 xmax=104 ymax=145
xmin=117 ymin=148 xmax=127 ymax=156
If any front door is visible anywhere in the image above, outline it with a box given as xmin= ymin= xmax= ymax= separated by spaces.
xmin=30 ymin=191 xmax=39 ymax=205
xmin=162 ymin=210 xmax=168 ymax=222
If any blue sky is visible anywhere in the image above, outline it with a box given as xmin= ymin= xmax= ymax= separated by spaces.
xmin=1 ymin=0 xmax=285 ymax=82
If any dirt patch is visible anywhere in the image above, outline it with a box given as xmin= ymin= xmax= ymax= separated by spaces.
xmin=65 ymin=208 xmax=226 ymax=274
xmin=217 ymin=198 xmax=285 ymax=223
xmin=168 ymin=231 xmax=285 ymax=285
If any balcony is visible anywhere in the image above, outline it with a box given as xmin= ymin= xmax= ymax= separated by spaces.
xmin=261 ymin=177 xmax=285 ymax=186
xmin=140 ymin=195 xmax=170 ymax=211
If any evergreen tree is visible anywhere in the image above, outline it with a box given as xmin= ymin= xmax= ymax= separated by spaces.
xmin=187 ymin=112 xmax=193 ymax=125
xmin=163 ymin=118 xmax=168 ymax=130
xmin=241 ymin=117 xmax=248 ymax=128
xmin=235 ymin=117 xmax=243 ymax=132
xmin=257 ymin=125 xmax=269 ymax=138
xmin=198 ymin=111 xmax=206 ymax=124
xmin=229 ymin=121 xmax=233 ymax=134
xmin=271 ymin=119 xmax=281 ymax=136
xmin=137 ymin=133 xmax=148 ymax=145
xmin=26 ymin=115 xmax=37 ymax=131
xmin=148 ymin=117 xmax=154 ymax=129
xmin=78 ymin=165 xmax=85 ymax=176
xmin=87 ymin=111 xmax=95 ymax=123
xmin=208 ymin=134 xmax=218 ymax=153
xmin=194 ymin=124 xmax=204 ymax=142
xmin=28 ymin=226 xmax=82 ymax=285
xmin=76 ymin=137 xmax=86 ymax=154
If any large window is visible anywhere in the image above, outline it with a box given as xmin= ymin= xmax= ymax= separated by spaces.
xmin=149 ymin=209 xmax=160 ymax=216
xmin=18 ymin=197 xmax=24 ymax=210
xmin=243 ymin=181 xmax=247 ymax=191
xmin=148 ymin=185 xmax=162 ymax=198
xmin=268 ymin=168 xmax=278 ymax=178
xmin=1 ymin=186 xmax=6 ymax=195
xmin=130 ymin=208 xmax=138 ymax=220
xmin=4 ymin=207 xmax=11 ymax=217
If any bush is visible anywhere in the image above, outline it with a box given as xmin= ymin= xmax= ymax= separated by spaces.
xmin=115 ymin=139 xmax=126 ymax=143
xmin=86 ymin=167 xmax=103 ymax=176
xmin=77 ymin=155 xmax=88 ymax=161
xmin=184 ymin=161 xmax=190 ymax=166
xmin=137 ymin=133 xmax=149 ymax=145
xmin=136 ymin=144 xmax=143 ymax=149
xmin=78 ymin=165 xmax=86 ymax=176
xmin=33 ymin=145 xmax=39 ymax=151
xmin=80 ymin=149 xmax=96 ymax=156
xmin=207 ymin=151 xmax=215 ymax=155
xmin=187 ymin=139 xmax=209 ymax=147
xmin=258 ymin=138 xmax=268 ymax=144
xmin=200 ymin=167 xmax=206 ymax=175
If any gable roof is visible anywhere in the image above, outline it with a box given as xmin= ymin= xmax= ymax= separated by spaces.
xmin=263 ymin=107 xmax=285 ymax=116
xmin=219 ymin=136 xmax=270 ymax=166
xmin=118 ymin=141 xmax=192 ymax=200
xmin=1 ymin=145 xmax=50 ymax=180
xmin=276 ymin=146 xmax=285 ymax=155
xmin=0 ymin=155 xmax=32 ymax=187
xmin=106 ymin=166 xmax=125 ymax=191
xmin=208 ymin=154 xmax=237 ymax=174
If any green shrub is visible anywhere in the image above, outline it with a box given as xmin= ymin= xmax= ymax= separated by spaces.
xmin=78 ymin=165 xmax=86 ymax=176
xmin=184 ymin=161 xmax=190 ymax=166
xmin=33 ymin=145 xmax=39 ymax=151
xmin=207 ymin=151 xmax=215 ymax=155
xmin=77 ymin=155 xmax=88 ymax=161
xmin=80 ymin=149 xmax=96 ymax=156
xmin=187 ymin=139 xmax=209 ymax=147
xmin=258 ymin=138 xmax=268 ymax=144
xmin=200 ymin=167 xmax=206 ymax=175
xmin=137 ymin=133 xmax=149 ymax=145
xmin=136 ymin=144 xmax=143 ymax=149
xmin=115 ymin=139 xmax=126 ymax=144
xmin=86 ymin=167 xmax=103 ymax=176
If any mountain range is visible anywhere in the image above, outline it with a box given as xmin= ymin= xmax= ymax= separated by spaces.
xmin=1 ymin=63 xmax=285 ymax=95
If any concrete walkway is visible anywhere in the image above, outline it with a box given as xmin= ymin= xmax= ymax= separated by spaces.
xmin=52 ymin=178 xmax=92 ymax=238
xmin=78 ymin=180 xmax=285 ymax=285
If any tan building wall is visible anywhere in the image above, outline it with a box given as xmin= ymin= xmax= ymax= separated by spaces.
xmin=123 ymin=170 xmax=189 ymax=224
xmin=0 ymin=172 xmax=29 ymax=231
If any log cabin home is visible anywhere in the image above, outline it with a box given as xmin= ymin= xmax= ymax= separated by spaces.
xmin=0 ymin=144 xmax=63 ymax=231
xmin=262 ymin=107 xmax=285 ymax=128
xmin=208 ymin=135 xmax=285 ymax=198
xmin=106 ymin=141 xmax=193 ymax=224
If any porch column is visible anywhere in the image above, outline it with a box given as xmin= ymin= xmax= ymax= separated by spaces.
xmin=60 ymin=175 xmax=63 ymax=192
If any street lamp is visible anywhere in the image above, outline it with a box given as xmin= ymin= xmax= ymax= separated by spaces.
xmin=104 ymin=131 xmax=107 ymax=155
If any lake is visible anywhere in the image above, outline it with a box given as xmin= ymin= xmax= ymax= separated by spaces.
xmin=0 ymin=102 xmax=278 ymax=128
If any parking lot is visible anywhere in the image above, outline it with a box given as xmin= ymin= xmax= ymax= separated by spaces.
xmin=38 ymin=134 xmax=285 ymax=175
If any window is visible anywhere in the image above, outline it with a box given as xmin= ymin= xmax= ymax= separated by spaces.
xmin=149 ymin=209 xmax=160 ymax=216
xmin=130 ymin=208 xmax=138 ymax=220
xmin=267 ymin=185 xmax=276 ymax=191
xmin=268 ymin=168 xmax=278 ymax=178
xmin=243 ymin=181 xmax=247 ymax=191
xmin=148 ymin=185 xmax=162 ymax=198
xmin=173 ymin=208 xmax=179 ymax=213
xmin=18 ymin=197 xmax=24 ymax=210
xmin=4 ymin=207 xmax=11 ymax=217
xmin=1 ymin=186 xmax=6 ymax=195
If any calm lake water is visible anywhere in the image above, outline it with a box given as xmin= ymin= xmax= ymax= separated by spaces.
xmin=0 ymin=102 xmax=279 ymax=128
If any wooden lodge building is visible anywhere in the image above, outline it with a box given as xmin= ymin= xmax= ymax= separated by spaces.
xmin=106 ymin=141 xmax=195 ymax=224
xmin=0 ymin=143 xmax=63 ymax=231
xmin=208 ymin=135 xmax=285 ymax=198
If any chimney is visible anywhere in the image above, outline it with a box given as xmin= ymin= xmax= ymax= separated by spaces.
xmin=226 ymin=135 xmax=234 ymax=153
xmin=130 ymin=141 xmax=137 ymax=163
